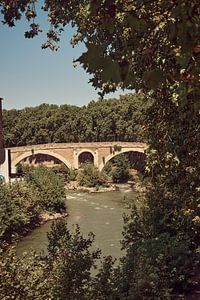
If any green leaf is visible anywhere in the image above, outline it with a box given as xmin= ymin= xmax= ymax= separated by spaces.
xmin=143 ymin=69 xmax=166 ymax=89
xmin=78 ymin=43 xmax=104 ymax=72
xmin=126 ymin=15 xmax=147 ymax=32
xmin=101 ymin=58 xmax=121 ymax=83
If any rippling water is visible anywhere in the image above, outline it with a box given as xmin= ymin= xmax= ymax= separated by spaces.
xmin=16 ymin=184 xmax=137 ymax=259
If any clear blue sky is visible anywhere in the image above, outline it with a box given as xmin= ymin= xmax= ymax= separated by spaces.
xmin=0 ymin=9 xmax=126 ymax=110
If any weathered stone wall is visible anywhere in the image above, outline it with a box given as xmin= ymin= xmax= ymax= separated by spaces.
xmin=0 ymin=149 xmax=9 ymax=182
xmin=8 ymin=142 xmax=148 ymax=173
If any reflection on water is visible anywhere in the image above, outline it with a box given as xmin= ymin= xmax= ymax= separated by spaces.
xmin=16 ymin=184 xmax=137 ymax=259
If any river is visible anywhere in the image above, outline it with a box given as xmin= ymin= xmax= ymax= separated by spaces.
xmin=16 ymin=184 xmax=138 ymax=259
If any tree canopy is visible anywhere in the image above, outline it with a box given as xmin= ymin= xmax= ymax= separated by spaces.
xmin=3 ymin=94 xmax=149 ymax=146
xmin=0 ymin=1 xmax=200 ymax=298
xmin=1 ymin=0 xmax=200 ymax=101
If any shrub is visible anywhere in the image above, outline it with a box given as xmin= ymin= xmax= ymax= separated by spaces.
xmin=24 ymin=166 xmax=66 ymax=213
xmin=0 ymin=181 xmax=40 ymax=247
xmin=51 ymin=163 xmax=71 ymax=182
xmin=0 ymin=249 xmax=49 ymax=300
xmin=111 ymin=154 xmax=131 ymax=183
xmin=119 ymin=232 xmax=196 ymax=299
xmin=77 ymin=163 xmax=108 ymax=188
xmin=69 ymin=168 xmax=78 ymax=181
xmin=46 ymin=220 xmax=101 ymax=299
xmin=0 ymin=220 xmax=117 ymax=300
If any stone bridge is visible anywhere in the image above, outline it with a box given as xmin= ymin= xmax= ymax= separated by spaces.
xmin=8 ymin=142 xmax=148 ymax=173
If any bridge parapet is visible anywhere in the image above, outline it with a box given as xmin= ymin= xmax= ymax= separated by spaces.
xmin=7 ymin=142 xmax=147 ymax=151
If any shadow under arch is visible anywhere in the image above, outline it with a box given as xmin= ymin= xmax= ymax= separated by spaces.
xmin=99 ymin=149 xmax=146 ymax=172
xmin=12 ymin=150 xmax=72 ymax=171
xmin=78 ymin=150 xmax=95 ymax=168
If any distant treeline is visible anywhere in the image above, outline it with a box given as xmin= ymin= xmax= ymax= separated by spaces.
xmin=3 ymin=93 xmax=151 ymax=147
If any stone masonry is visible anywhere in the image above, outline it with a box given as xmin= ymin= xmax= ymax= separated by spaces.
xmin=9 ymin=142 xmax=148 ymax=173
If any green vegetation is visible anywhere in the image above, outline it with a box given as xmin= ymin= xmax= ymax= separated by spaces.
xmin=0 ymin=221 xmax=113 ymax=300
xmin=3 ymin=94 xmax=149 ymax=147
xmin=105 ymin=154 xmax=131 ymax=183
xmin=77 ymin=163 xmax=108 ymax=188
xmin=0 ymin=0 xmax=199 ymax=298
xmin=24 ymin=166 xmax=66 ymax=213
xmin=0 ymin=181 xmax=40 ymax=248
xmin=0 ymin=166 xmax=66 ymax=249
xmin=1 ymin=218 xmax=196 ymax=300
xmin=51 ymin=165 xmax=78 ymax=183
xmin=71 ymin=156 xmax=132 ymax=187
xmin=51 ymin=163 xmax=72 ymax=182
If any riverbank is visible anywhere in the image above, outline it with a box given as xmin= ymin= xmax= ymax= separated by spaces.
xmin=0 ymin=210 xmax=68 ymax=252
xmin=65 ymin=180 xmax=119 ymax=193
xmin=15 ymin=185 xmax=132 ymax=257
xmin=9 ymin=180 xmax=145 ymax=254
xmin=65 ymin=176 xmax=149 ymax=194
xmin=40 ymin=211 xmax=68 ymax=223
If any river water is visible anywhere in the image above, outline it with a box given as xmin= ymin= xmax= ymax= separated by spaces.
xmin=16 ymin=185 xmax=137 ymax=259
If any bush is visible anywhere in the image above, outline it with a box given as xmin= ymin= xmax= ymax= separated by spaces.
xmin=0 ymin=181 xmax=41 ymax=247
xmin=69 ymin=168 xmax=78 ymax=181
xmin=16 ymin=163 xmax=24 ymax=175
xmin=0 ymin=249 xmax=49 ymax=300
xmin=118 ymin=231 xmax=196 ymax=299
xmin=117 ymin=189 xmax=200 ymax=298
xmin=51 ymin=163 xmax=71 ymax=182
xmin=45 ymin=220 xmax=101 ymax=299
xmin=77 ymin=163 xmax=108 ymax=188
xmin=0 ymin=220 xmax=114 ymax=300
xmin=105 ymin=154 xmax=131 ymax=183
xmin=24 ymin=166 xmax=66 ymax=213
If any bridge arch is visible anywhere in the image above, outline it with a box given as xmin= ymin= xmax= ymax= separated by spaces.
xmin=11 ymin=150 xmax=72 ymax=171
xmin=77 ymin=149 xmax=95 ymax=157
xmin=99 ymin=148 xmax=146 ymax=172
xmin=77 ymin=149 xmax=96 ymax=168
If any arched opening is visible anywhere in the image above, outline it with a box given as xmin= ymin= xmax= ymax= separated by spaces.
xmin=12 ymin=151 xmax=72 ymax=178
xmin=102 ymin=151 xmax=146 ymax=183
xmin=100 ymin=149 xmax=146 ymax=172
xmin=18 ymin=153 xmax=61 ymax=167
xmin=78 ymin=151 xmax=94 ymax=168
xmin=12 ymin=151 xmax=72 ymax=170
xmin=16 ymin=153 xmax=70 ymax=176
xmin=125 ymin=151 xmax=146 ymax=174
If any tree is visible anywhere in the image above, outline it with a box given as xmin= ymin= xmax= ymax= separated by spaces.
xmin=0 ymin=220 xmax=118 ymax=300
xmin=45 ymin=221 xmax=101 ymax=300
xmin=77 ymin=162 xmax=108 ymax=188
xmin=0 ymin=181 xmax=41 ymax=248
xmin=24 ymin=166 xmax=66 ymax=213
xmin=110 ymin=154 xmax=130 ymax=183
xmin=0 ymin=221 xmax=102 ymax=300
xmin=3 ymin=95 xmax=149 ymax=147
xmin=1 ymin=1 xmax=200 ymax=297
xmin=1 ymin=1 xmax=200 ymax=97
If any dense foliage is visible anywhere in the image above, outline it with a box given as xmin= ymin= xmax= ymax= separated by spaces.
xmin=51 ymin=164 xmax=76 ymax=182
xmin=3 ymin=94 xmax=149 ymax=147
xmin=77 ymin=163 xmax=108 ymax=188
xmin=104 ymin=154 xmax=131 ymax=183
xmin=0 ymin=166 xmax=66 ymax=249
xmin=0 ymin=181 xmax=40 ymax=248
xmin=0 ymin=218 xmax=197 ymax=300
xmin=0 ymin=220 xmax=116 ymax=300
xmin=0 ymin=0 xmax=200 ymax=298
xmin=24 ymin=166 xmax=66 ymax=213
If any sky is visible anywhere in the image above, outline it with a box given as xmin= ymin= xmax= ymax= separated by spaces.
xmin=0 ymin=7 xmax=127 ymax=110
